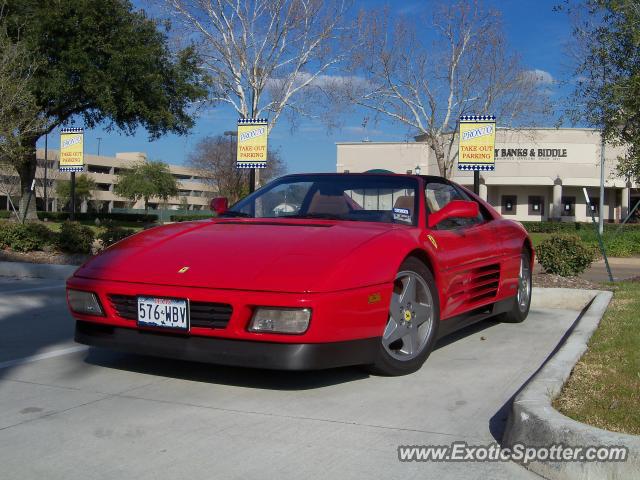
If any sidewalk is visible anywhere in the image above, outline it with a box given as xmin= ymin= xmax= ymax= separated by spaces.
xmin=582 ymin=257 xmax=640 ymax=282
xmin=534 ymin=256 xmax=640 ymax=283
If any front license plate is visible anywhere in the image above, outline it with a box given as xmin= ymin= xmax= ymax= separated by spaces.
xmin=137 ymin=296 xmax=189 ymax=331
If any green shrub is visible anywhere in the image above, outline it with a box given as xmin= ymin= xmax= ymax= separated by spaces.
xmin=98 ymin=225 xmax=136 ymax=247
xmin=37 ymin=211 xmax=159 ymax=223
xmin=0 ymin=221 xmax=13 ymax=248
xmin=537 ymin=235 xmax=595 ymax=276
xmin=57 ymin=221 xmax=94 ymax=253
xmin=0 ymin=222 xmax=56 ymax=252
xmin=0 ymin=210 xmax=10 ymax=219
xmin=521 ymin=221 xmax=640 ymax=234
xmin=170 ymin=213 xmax=214 ymax=222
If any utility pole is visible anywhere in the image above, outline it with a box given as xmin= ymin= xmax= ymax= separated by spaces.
xmin=44 ymin=134 xmax=48 ymax=212
xmin=97 ymin=137 xmax=102 ymax=156
xmin=599 ymin=131 xmax=605 ymax=235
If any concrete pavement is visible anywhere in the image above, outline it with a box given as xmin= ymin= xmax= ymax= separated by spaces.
xmin=0 ymin=277 xmax=587 ymax=479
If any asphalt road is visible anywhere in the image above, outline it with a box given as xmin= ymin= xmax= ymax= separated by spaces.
xmin=0 ymin=276 xmax=582 ymax=479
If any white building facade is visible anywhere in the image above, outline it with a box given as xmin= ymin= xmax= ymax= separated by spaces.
xmin=0 ymin=150 xmax=215 ymax=213
xmin=337 ymin=128 xmax=638 ymax=223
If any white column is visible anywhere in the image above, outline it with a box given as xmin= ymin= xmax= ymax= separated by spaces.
xmin=607 ymin=188 xmax=617 ymax=222
xmin=621 ymin=185 xmax=630 ymax=220
xmin=80 ymin=200 xmax=88 ymax=213
xmin=552 ymin=178 xmax=562 ymax=221
xmin=479 ymin=182 xmax=488 ymax=201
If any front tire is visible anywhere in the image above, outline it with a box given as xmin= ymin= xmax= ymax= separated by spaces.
xmin=499 ymin=249 xmax=532 ymax=323
xmin=368 ymin=257 xmax=440 ymax=376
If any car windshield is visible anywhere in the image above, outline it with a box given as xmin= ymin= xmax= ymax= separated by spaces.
xmin=225 ymin=174 xmax=419 ymax=225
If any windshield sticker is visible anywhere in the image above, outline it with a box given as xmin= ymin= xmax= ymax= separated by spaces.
xmin=393 ymin=207 xmax=412 ymax=223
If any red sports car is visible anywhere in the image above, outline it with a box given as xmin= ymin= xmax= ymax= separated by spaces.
xmin=67 ymin=173 xmax=533 ymax=375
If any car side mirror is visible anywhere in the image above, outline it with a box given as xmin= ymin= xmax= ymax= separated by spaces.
xmin=428 ymin=200 xmax=479 ymax=228
xmin=210 ymin=197 xmax=229 ymax=215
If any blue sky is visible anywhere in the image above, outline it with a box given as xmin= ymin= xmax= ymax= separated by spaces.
xmin=37 ymin=0 xmax=575 ymax=174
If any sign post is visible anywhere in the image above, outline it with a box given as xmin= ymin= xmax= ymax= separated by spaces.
xmin=458 ymin=115 xmax=496 ymax=194
xmin=60 ymin=127 xmax=85 ymax=220
xmin=236 ymin=118 xmax=268 ymax=193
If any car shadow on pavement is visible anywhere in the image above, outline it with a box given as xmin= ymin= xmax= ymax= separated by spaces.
xmin=434 ymin=318 xmax=500 ymax=350
xmin=82 ymin=317 xmax=504 ymax=391
xmin=83 ymin=348 xmax=370 ymax=390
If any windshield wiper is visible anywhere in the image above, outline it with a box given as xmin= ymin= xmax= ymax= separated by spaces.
xmin=219 ymin=210 xmax=252 ymax=218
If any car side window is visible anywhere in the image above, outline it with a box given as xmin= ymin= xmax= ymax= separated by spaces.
xmin=424 ymin=181 xmax=484 ymax=230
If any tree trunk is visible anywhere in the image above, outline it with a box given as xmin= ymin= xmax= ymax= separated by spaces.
xmin=17 ymin=136 xmax=39 ymax=221
xmin=430 ymin=141 xmax=449 ymax=179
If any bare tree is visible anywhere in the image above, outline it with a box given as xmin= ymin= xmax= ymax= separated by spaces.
xmin=189 ymin=134 xmax=285 ymax=203
xmin=339 ymin=1 xmax=549 ymax=178
xmin=166 ymin=0 xmax=355 ymax=130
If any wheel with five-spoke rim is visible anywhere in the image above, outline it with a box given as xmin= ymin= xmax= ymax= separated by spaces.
xmin=369 ymin=257 xmax=440 ymax=376
xmin=499 ymin=248 xmax=532 ymax=323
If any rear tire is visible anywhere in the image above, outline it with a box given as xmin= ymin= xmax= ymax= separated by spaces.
xmin=368 ymin=257 xmax=440 ymax=376
xmin=499 ymin=249 xmax=532 ymax=323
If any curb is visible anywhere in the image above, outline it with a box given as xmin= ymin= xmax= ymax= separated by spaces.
xmin=504 ymin=289 xmax=640 ymax=479
xmin=0 ymin=261 xmax=77 ymax=280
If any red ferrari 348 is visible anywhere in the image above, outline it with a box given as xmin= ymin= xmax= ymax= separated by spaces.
xmin=67 ymin=173 xmax=533 ymax=375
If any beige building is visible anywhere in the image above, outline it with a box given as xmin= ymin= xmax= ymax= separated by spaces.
xmin=337 ymin=128 xmax=639 ymax=223
xmin=1 ymin=149 xmax=215 ymax=213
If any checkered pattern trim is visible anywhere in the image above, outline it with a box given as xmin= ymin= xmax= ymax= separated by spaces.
xmin=60 ymin=127 xmax=84 ymax=133
xmin=237 ymin=118 xmax=268 ymax=125
xmin=458 ymin=164 xmax=495 ymax=171
xmin=236 ymin=163 xmax=267 ymax=169
xmin=459 ymin=115 xmax=495 ymax=122
xmin=59 ymin=166 xmax=84 ymax=172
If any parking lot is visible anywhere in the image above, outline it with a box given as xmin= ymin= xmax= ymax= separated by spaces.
xmin=0 ymin=275 xmax=584 ymax=479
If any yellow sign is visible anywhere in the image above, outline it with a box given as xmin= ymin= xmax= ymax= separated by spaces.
xmin=458 ymin=115 xmax=496 ymax=172
xmin=59 ymin=127 xmax=84 ymax=172
xmin=237 ymin=118 xmax=268 ymax=169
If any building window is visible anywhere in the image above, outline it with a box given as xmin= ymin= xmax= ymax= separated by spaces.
xmin=586 ymin=197 xmax=599 ymax=216
xmin=501 ymin=195 xmax=517 ymax=215
xmin=562 ymin=196 xmax=575 ymax=216
xmin=528 ymin=196 xmax=544 ymax=216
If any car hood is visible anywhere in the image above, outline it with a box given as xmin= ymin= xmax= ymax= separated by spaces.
xmin=76 ymin=219 xmax=402 ymax=293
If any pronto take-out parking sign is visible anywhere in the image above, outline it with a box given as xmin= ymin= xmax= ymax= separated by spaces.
xmin=458 ymin=115 xmax=496 ymax=172
xmin=59 ymin=127 xmax=85 ymax=173
xmin=237 ymin=118 xmax=268 ymax=169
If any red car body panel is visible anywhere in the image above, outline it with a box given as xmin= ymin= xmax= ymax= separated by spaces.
xmin=67 ymin=174 xmax=532 ymax=369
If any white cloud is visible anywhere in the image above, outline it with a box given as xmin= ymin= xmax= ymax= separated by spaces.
xmin=344 ymin=125 xmax=384 ymax=136
xmin=524 ymin=69 xmax=555 ymax=85
xmin=267 ymin=72 xmax=369 ymax=91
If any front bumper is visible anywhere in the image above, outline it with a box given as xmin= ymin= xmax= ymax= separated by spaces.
xmin=75 ymin=321 xmax=380 ymax=370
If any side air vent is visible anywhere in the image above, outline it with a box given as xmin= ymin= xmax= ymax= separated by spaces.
xmin=448 ymin=264 xmax=501 ymax=306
